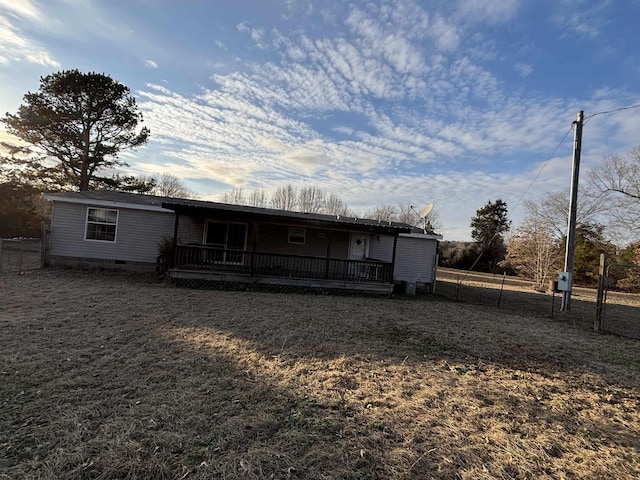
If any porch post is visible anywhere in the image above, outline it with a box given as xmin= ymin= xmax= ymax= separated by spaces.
xmin=324 ymin=231 xmax=332 ymax=279
xmin=390 ymin=232 xmax=399 ymax=283
xmin=250 ymin=223 xmax=258 ymax=276
xmin=172 ymin=211 xmax=180 ymax=269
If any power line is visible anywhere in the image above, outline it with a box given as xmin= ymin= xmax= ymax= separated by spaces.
xmin=583 ymin=102 xmax=640 ymax=125
xmin=508 ymin=125 xmax=573 ymax=216
xmin=457 ymin=123 xmax=575 ymax=284
xmin=456 ymin=102 xmax=639 ymax=285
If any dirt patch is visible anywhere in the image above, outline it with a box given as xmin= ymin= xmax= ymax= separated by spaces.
xmin=1 ymin=269 xmax=639 ymax=479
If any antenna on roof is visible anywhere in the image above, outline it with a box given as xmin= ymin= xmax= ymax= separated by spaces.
xmin=419 ymin=204 xmax=433 ymax=219
xmin=410 ymin=203 xmax=435 ymax=233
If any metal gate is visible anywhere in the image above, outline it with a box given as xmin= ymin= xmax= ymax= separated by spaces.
xmin=0 ymin=238 xmax=43 ymax=274
xmin=596 ymin=261 xmax=640 ymax=339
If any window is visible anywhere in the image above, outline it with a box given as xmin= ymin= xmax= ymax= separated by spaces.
xmin=204 ymin=221 xmax=247 ymax=264
xmin=85 ymin=208 xmax=118 ymax=242
xmin=288 ymin=227 xmax=306 ymax=244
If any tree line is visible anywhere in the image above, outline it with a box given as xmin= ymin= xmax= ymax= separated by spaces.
xmin=441 ymin=148 xmax=640 ymax=291
xmin=219 ymin=185 xmax=441 ymax=233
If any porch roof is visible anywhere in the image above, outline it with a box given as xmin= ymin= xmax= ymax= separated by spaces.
xmin=162 ymin=198 xmax=413 ymax=234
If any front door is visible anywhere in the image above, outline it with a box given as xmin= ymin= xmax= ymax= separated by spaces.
xmin=349 ymin=233 xmax=369 ymax=260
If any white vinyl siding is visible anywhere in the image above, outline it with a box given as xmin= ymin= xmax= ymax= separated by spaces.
xmin=368 ymin=234 xmax=395 ymax=262
xmin=49 ymin=201 xmax=174 ymax=264
xmin=394 ymin=236 xmax=438 ymax=283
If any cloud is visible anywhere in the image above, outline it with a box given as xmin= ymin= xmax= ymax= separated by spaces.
xmin=130 ymin=2 xmax=638 ymax=239
xmin=515 ymin=62 xmax=533 ymax=78
xmin=0 ymin=0 xmax=42 ymax=20
xmin=144 ymin=59 xmax=158 ymax=68
xmin=550 ymin=3 xmax=611 ymax=39
xmin=0 ymin=15 xmax=60 ymax=67
xmin=237 ymin=22 xmax=267 ymax=49
xmin=455 ymin=0 xmax=520 ymax=25
xmin=282 ymin=146 xmax=330 ymax=176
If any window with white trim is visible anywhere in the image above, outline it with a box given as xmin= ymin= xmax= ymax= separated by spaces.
xmin=288 ymin=227 xmax=306 ymax=244
xmin=85 ymin=207 xmax=118 ymax=242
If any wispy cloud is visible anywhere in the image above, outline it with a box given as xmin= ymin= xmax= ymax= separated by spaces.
xmin=550 ymin=2 xmax=612 ymax=39
xmin=515 ymin=62 xmax=533 ymax=78
xmin=144 ymin=59 xmax=158 ymax=68
xmin=0 ymin=0 xmax=42 ymax=21
xmin=0 ymin=16 xmax=59 ymax=67
xmin=455 ymin=0 xmax=520 ymax=25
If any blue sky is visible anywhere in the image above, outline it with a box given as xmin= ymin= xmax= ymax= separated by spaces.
xmin=1 ymin=0 xmax=639 ymax=240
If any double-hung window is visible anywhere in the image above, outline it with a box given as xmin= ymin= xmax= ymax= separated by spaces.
xmin=85 ymin=208 xmax=118 ymax=242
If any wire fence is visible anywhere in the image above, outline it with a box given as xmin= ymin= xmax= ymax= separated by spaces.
xmin=0 ymin=238 xmax=42 ymax=274
xmin=432 ymin=269 xmax=636 ymax=337
xmin=600 ymin=263 xmax=640 ymax=339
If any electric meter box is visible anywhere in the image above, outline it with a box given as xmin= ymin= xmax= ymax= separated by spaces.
xmin=557 ymin=272 xmax=572 ymax=292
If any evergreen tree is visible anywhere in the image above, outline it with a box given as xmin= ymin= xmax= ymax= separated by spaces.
xmin=3 ymin=69 xmax=150 ymax=191
xmin=470 ymin=199 xmax=511 ymax=272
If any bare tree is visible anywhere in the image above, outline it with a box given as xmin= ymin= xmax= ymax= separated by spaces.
xmin=323 ymin=193 xmax=350 ymax=216
xmin=247 ymin=189 xmax=268 ymax=208
xmin=395 ymin=204 xmax=419 ymax=226
xmin=151 ymin=173 xmax=193 ymax=198
xmin=523 ymin=189 xmax=603 ymax=239
xmin=271 ymin=184 xmax=297 ymax=210
xmin=422 ymin=210 xmax=442 ymax=234
xmin=364 ymin=204 xmax=397 ymax=222
xmin=222 ymin=188 xmax=245 ymax=205
xmin=589 ymin=146 xmax=640 ymax=238
xmin=501 ymin=219 xmax=561 ymax=291
xmin=298 ymin=186 xmax=326 ymax=213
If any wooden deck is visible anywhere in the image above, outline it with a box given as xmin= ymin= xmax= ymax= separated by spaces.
xmin=166 ymin=245 xmax=395 ymax=294
xmin=168 ymin=268 xmax=394 ymax=295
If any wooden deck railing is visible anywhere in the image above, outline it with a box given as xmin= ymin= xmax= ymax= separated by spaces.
xmin=173 ymin=244 xmax=393 ymax=283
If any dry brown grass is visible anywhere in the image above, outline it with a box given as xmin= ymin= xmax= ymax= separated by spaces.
xmin=1 ymin=269 xmax=640 ymax=479
xmin=436 ymin=268 xmax=640 ymax=339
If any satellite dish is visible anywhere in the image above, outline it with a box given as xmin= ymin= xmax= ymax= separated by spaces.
xmin=419 ymin=203 xmax=434 ymax=218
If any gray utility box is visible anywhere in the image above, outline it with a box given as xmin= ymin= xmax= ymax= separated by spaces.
xmin=557 ymin=272 xmax=572 ymax=292
xmin=403 ymin=281 xmax=416 ymax=295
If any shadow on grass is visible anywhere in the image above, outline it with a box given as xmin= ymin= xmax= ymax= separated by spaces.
xmin=1 ymin=270 xmax=640 ymax=479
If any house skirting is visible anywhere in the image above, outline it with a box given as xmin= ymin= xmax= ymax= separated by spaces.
xmin=169 ymin=268 xmax=393 ymax=295
xmin=49 ymin=255 xmax=156 ymax=273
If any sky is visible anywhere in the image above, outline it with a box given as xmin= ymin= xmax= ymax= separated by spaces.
xmin=1 ymin=0 xmax=639 ymax=241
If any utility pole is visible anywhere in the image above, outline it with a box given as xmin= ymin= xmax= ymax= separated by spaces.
xmin=561 ymin=110 xmax=584 ymax=311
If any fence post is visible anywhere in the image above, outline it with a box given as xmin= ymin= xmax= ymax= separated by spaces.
xmin=595 ymin=251 xmax=606 ymax=331
xmin=18 ymin=241 xmax=24 ymax=274
xmin=497 ymin=271 xmax=506 ymax=307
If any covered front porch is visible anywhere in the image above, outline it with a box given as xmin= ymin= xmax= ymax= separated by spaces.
xmin=169 ymin=244 xmax=394 ymax=294
xmin=161 ymin=199 xmax=412 ymax=295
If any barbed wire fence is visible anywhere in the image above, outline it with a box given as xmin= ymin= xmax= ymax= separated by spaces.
xmin=0 ymin=238 xmax=43 ymax=274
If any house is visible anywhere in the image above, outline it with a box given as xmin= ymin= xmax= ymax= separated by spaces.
xmin=44 ymin=191 xmax=442 ymax=294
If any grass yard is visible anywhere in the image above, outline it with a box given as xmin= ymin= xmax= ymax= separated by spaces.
xmin=1 ymin=269 xmax=639 ymax=479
